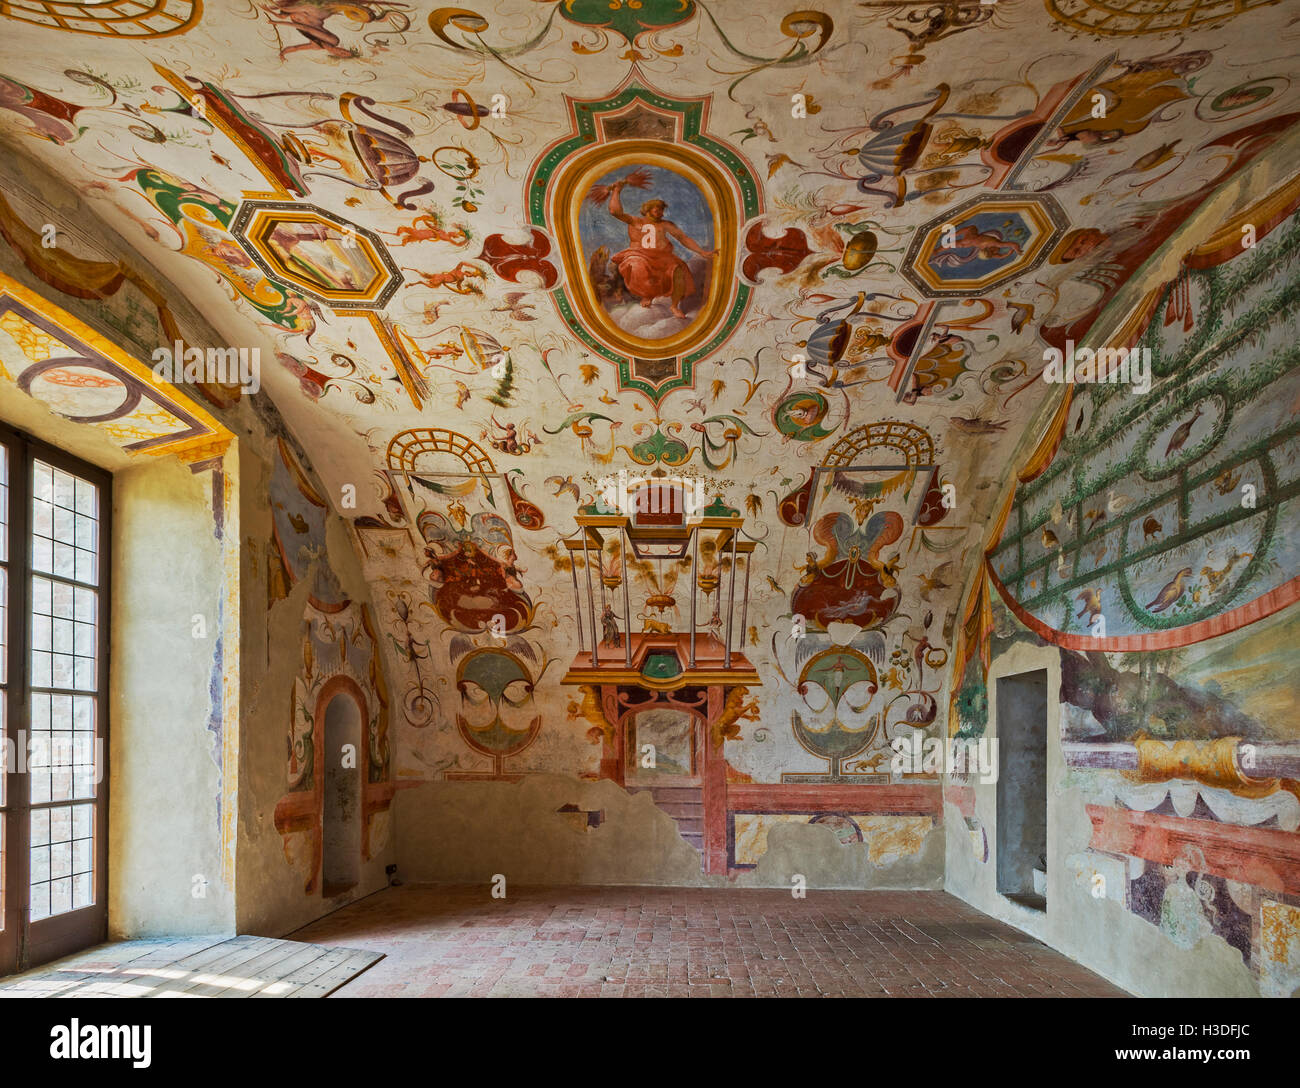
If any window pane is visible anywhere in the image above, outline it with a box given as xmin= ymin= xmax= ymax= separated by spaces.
xmin=25 ymin=456 xmax=105 ymax=925
xmin=31 ymin=461 xmax=98 ymax=587
xmin=29 ymin=881 xmax=49 ymax=924
xmin=31 ymin=576 xmax=98 ymax=694
xmin=74 ymin=476 xmax=96 ymax=517
xmin=30 ymin=802 xmax=95 ymax=919
xmin=32 ymin=461 xmax=51 ymax=502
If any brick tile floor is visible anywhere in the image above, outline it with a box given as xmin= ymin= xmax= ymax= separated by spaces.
xmin=292 ymin=886 xmax=1128 ymax=998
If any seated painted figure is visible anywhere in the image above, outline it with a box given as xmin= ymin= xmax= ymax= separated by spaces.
xmin=606 ymin=179 xmax=714 ymax=320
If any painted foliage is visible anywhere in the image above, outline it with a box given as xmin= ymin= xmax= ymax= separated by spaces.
xmin=947 ymin=192 xmax=1300 ymax=998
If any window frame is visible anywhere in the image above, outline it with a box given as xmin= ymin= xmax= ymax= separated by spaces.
xmin=0 ymin=422 xmax=111 ymax=975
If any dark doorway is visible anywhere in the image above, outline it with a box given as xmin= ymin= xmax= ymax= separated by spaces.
xmin=321 ymin=692 xmax=362 ymax=898
xmin=996 ymin=669 xmax=1048 ymax=911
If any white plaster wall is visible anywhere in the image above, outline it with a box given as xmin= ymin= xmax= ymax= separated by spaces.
xmin=109 ymin=453 xmax=235 ymax=937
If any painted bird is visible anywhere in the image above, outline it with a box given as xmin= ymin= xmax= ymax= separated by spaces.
xmin=950 ymin=415 xmax=1008 ymax=434
xmin=453 ymin=381 xmax=471 ymax=408
xmin=545 ymin=475 xmax=580 ymax=501
xmin=919 ymin=561 xmax=955 ymax=601
xmin=423 ymin=299 xmax=453 ymax=323
xmin=1102 ymin=140 xmax=1182 ymax=187
xmin=1041 ymin=526 xmax=1061 ymax=550
xmin=1213 ymin=467 xmax=1241 ymax=495
xmin=766 ymin=153 xmax=803 ymax=178
xmin=1075 ymin=588 xmax=1102 ymax=623
xmin=1145 ymin=567 xmax=1193 ymax=613
xmin=1164 ymin=406 xmax=1204 ymax=458
xmin=491 ymin=292 xmax=537 ymax=321
xmin=1201 ymin=550 xmax=1252 ymax=594
xmin=1007 ymin=301 xmax=1035 ymax=335
xmin=1107 ymin=490 xmax=1133 ymax=515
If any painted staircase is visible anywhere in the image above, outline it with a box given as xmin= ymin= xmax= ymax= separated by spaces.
xmin=628 ymin=785 xmax=705 ymax=855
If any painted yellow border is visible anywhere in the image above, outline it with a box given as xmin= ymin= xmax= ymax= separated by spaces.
xmin=0 ymin=270 xmax=233 ymax=461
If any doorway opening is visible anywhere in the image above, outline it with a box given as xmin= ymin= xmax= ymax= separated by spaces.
xmin=996 ymin=669 xmax=1048 ymax=911
xmin=321 ymin=692 xmax=362 ymax=898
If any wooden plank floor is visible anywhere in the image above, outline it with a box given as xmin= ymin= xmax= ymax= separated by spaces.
xmin=0 ymin=935 xmax=383 ymax=998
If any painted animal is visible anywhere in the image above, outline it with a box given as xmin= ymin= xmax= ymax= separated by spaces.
xmin=545 ymin=475 xmax=580 ymax=501
xmin=492 ymin=292 xmax=537 ymax=321
xmin=1201 ymin=550 xmax=1252 ymax=594
xmin=1213 ymin=468 xmax=1242 ymax=495
xmin=1075 ymin=588 xmax=1102 ymax=623
xmin=484 ymin=414 xmax=532 ymax=455
xmin=919 ymin=560 xmax=955 ymax=601
xmin=640 ymin=617 xmax=674 ymax=635
xmin=1142 ymin=516 xmax=1162 ymax=543
xmin=394 ymin=213 xmax=467 ymax=246
xmin=1145 ymin=567 xmax=1193 ymax=613
xmin=1164 ymin=406 xmax=1204 ymax=458
xmin=848 ymin=751 xmax=891 ymax=773
xmin=403 ymin=261 xmax=485 ymax=293
xmin=588 ymin=245 xmax=634 ymax=307
xmin=262 ymin=1 xmax=412 ymax=59
xmin=950 ymin=415 xmax=1008 ymax=434
xmin=712 ymin=688 xmax=761 ymax=746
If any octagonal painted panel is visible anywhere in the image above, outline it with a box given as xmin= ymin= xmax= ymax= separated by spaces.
xmin=230 ymin=200 xmax=401 ymax=310
xmin=902 ymin=193 xmax=1067 ymax=299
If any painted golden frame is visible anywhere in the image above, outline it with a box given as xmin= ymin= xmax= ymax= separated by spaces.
xmin=551 ymin=140 xmax=741 ymax=361
xmin=902 ymin=195 xmax=1065 ymax=299
xmin=231 ymin=201 xmax=402 ymax=310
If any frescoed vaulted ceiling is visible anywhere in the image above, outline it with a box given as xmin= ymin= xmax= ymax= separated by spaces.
xmin=1 ymin=0 xmax=1298 ymax=804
